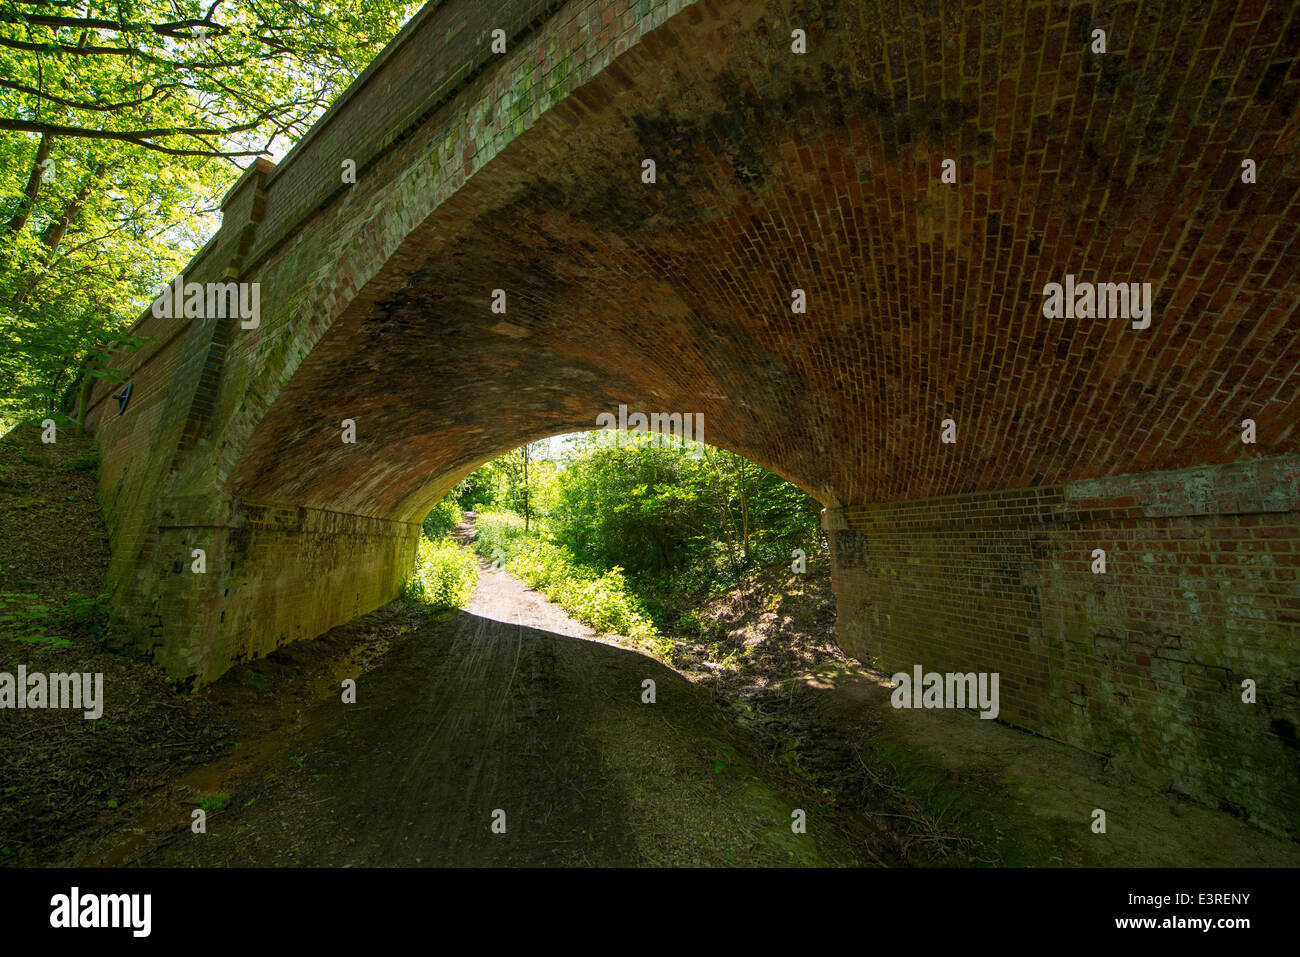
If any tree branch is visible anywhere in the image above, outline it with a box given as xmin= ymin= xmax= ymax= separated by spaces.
xmin=0 ymin=118 xmax=269 ymax=155
xmin=0 ymin=77 xmax=181 ymax=111
xmin=0 ymin=11 xmax=229 ymax=39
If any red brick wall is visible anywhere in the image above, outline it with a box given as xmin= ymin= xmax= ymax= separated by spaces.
xmin=81 ymin=162 xmax=271 ymax=616
xmin=828 ymin=454 xmax=1300 ymax=834
xmin=82 ymin=0 xmax=691 ymax=680
xmin=248 ymin=0 xmax=566 ymax=269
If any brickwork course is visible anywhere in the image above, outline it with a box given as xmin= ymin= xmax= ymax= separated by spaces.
xmin=83 ymin=0 xmax=1300 ymax=833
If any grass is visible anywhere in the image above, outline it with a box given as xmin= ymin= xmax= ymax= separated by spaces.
xmin=0 ymin=591 xmax=110 ymax=652
xmin=199 ymin=793 xmax=232 ymax=812
xmin=855 ymin=737 xmax=1003 ymax=865
xmin=60 ymin=451 xmax=99 ymax=472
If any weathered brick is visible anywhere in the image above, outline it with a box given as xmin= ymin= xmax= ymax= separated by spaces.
xmin=79 ymin=0 xmax=1300 ymax=833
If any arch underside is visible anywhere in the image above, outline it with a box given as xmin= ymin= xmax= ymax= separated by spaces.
xmin=227 ymin=0 xmax=1299 ymax=528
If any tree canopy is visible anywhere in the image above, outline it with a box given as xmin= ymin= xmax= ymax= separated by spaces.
xmin=0 ymin=0 xmax=422 ymax=427
xmin=451 ymin=433 xmax=824 ymax=586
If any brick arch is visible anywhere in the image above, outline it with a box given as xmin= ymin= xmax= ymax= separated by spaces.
xmin=83 ymin=0 xmax=1300 ymax=829
xmin=222 ymin=0 xmax=1298 ymax=529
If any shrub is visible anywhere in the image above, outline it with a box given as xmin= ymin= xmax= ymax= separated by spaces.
xmin=402 ymin=538 xmax=479 ymax=608
xmin=420 ymin=495 xmax=464 ymax=541
xmin=473 ymin=510 xmax=528 ymax=554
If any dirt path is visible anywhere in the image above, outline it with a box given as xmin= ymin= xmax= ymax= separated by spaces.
xmin=64 ymin=521 xmax=1299 ymax=868
xmin=98 ymin=532 xmax=875 ymax=867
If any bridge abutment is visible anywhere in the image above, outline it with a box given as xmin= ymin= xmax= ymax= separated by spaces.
xmin=114 ymin=500 xmax=420 ymax=684
xmin=824 ymin=456 xmax=1300 ymax=834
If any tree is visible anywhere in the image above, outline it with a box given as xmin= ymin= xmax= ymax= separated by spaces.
xmin=522 ymin=441 xmax=530 ymax=532
xmin=462 ymin=434 xmax=825 ymax=592
xmin=0 ymin=1 xmax=422 ymax=157
xmin=0 ymin=1 xmax=423 ymax=427
xmin=545 ymin=434 xmax=823 ymax=580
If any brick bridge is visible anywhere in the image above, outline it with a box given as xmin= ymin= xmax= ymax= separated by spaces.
xmin=83 ymin=0 xmax=1300 ymax=832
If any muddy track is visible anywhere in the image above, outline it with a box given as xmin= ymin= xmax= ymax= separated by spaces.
xmin=117 ymin=542 xmax=875 ymax=867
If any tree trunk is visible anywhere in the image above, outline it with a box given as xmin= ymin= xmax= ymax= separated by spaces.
xmin=3 ymin=133 xmax=53 ymax=239
xmin=9 ymin=165 xmax=103 ymax=309
xmin=738 ymin=456 xmax=750 ymax=564
xmin=76 ymin=374 xmax=92 ymax=433
xmin=39 ymin=173 xmax=96 ymax=257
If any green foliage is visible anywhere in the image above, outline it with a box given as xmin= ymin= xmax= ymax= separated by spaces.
xmin=59 ymin=592 xmax=112 ymax=640
xmin=402 ymin=537 xmax=478 ymax=609
xmin=453 ymin=441 xmax=557 ymax=518
xmin=0 ymin=593 xmax=71 ymax=649
xmin=548 ymin=438 xmax=716 ymax=574
xmin=0 ymin=590 xmax=109 ymax=649
xmin=0 ymin=2 xmax=425 ymax=156
xmin=420 ymin=495 xmax=463 ymax=541
xmin=544 ymin=434 xmax=824 ymax=585
xmin=198 ymin=793 xmax=231 ymax=812
xmin=471 ymin=508 xmax=530 ymax=557
xmin=0 ymin=1 xmax=423 ymax=427
xmin=60 ymin=450 xmax=99 ymax=472
xmin=473 ymin=510 xmax=657 ymax=639
xmin=455 ymin=436 xmax=825 ymax=629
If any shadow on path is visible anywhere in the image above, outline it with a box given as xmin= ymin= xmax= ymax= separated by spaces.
xmin=126 ymin=591 xmax=876 ymax=866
